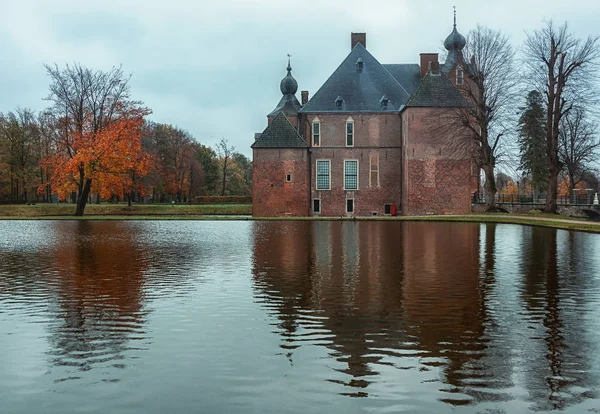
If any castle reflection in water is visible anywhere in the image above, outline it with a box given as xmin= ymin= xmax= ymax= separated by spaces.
xmin=251 ymin=221 xmax=600 ymax=409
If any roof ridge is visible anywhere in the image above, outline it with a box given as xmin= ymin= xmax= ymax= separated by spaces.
xmin=301 ymin=43 xmax=411 ymax=112
xmin=381 ymin=63 xmax=411 ymax=98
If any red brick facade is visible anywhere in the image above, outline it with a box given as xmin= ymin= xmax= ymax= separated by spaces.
xmin=301 ymin=114 xmax=402 ymax=217
xmin=401 ymin=107 xmax=476 ymax=215
xmin=252 ymin=30 xmax=476 ymax=217
xmin=252 ymin=148 xmax=310 ymax=217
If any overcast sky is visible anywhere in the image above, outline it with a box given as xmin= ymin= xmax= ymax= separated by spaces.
xmin=0 ymin=0 xmax=598 ymax=156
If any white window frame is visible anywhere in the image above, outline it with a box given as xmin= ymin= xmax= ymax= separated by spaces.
xmin=456 ymin=66 xmax=464 ymax=85
xmin=346 ymin=198 xmax=355 ymax=213
xmin=344 ymin=159 xmax=359 ymax=191
xmin=346 ymin=116 xmax=354 ymax=147
xmin=312 ymin=117 xmax=321 ymax=147
xmin=285 ymin=173 xmax=292 ymax=183
xmin=313 ymin=198 xmax=321 ymax=214
xmin=316 ymin=159 xmax=331 ymax=191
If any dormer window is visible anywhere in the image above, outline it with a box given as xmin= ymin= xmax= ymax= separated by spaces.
xmin=380 ymin=95 xmax=389 ymax=109
xmin=335 ymin=96 xmax=344 ymax=109
xmin=346 ymin=117 xmax=354 ymax=147
xmin=356 ymin=57 xmax=364 ymax=72
xmin=456 ymin=66 xmax=464 ymax=85
xmin=312 ymin=118 xmax=321 ymax=147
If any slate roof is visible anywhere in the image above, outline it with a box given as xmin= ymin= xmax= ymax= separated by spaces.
xmin=251 ymin=112 xmax=308 ymax=149
xmin=382 ymin=64 xmax=421 ymax=96
xmin=300 ymin=43 xmax=411 ymax=113
xmin=268 ymin=94 xmax=302 ymax=117
xmin=406 ymin=72 xmax=470 ymax=108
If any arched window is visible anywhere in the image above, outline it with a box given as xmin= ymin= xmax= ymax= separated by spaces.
xmin=346 ymin=117 xmax=354 ymax=147
xmin=456 ymin=66 xmax=464 ymax=85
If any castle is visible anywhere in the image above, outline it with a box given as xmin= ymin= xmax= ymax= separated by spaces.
xmin=252 ymin=16 xmax=477 ymax=217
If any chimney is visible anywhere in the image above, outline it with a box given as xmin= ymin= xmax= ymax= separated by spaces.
xmin=431 ymin=61 xmax=440 ymax=75
xmin=419 ymin=53 xmax=439 ymax=77
xmin=301 ymin=90 xmax=309 ymax=105
xmin=351 ymin=32 xmax=366 ymax=50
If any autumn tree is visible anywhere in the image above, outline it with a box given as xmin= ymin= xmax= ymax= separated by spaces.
xmin=437 ymin=26 xmax=517 ymax=211
xmin=558 ymin=108 xmax=600 ymax=195
xmin=523 ymin=21 xmax=600 ymax=213
xmin=0 ymin=109 xmax=40 ymax=202
xmin=41 ymin=63 xmax=151 ymax=215
xmin=36 ymin=111 xmax=59 ymax=202
xmin=194 ymin=143 xmax=219 ymax=195
xmin=517 ymin=91 xmax=548 ymax=194
xmin=143 ymin=122 xmax=208 ymax=202
xmin=226 ymin=153 xmax=252 ymax=196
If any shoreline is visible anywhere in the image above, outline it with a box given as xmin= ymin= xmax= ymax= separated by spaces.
xmin=1 ymin=212 xmax=599 ymax=233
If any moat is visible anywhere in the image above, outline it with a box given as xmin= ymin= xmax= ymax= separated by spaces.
xmin=1 ymin=220 xmax=599 ymax=413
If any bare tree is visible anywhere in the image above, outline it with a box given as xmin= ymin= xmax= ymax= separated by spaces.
xmin=523 ymin=21 xmax=600 ymax=213
xmin=436 ymin=26 xmax=517 ymax=211
xmin=215 ymin=138 xmax=235 ymax=196
xmin=558 ymin=108 xmax=600 ymax=194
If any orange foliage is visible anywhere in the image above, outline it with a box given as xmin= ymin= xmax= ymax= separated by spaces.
xmin=39 ymin=108 xmax=152 ymax=201
xmin=501 ymin=180 xmax=519 ymax=202
xmin=558 ymin=177 xmax=585 ymax=196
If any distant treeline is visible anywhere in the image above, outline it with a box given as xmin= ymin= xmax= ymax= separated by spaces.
xmin=0 ymin=64 xmax=251 ymax=214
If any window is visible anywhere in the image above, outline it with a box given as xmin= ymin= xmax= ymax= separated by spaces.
xmin=313 ymin=199 xmax=321 ymax=213
xmin=316 ymin=160 xmax=330 ymax=190
xmin=369 ymin=155 xmax=379 ymax=187
xmin=456 ymin=67 xmax=464 ymax=85
xmin=312 ymin=119 xmax=320 ymax=147
xmin=344 ymin=160 xmax=358 ymax=190
xmin=286 ymin=174 xmax=292 ymax=182
xmin=346 ymin=199 xmax=354 ymax=213
xmin=346 ymin=118 xmax=354 ymax=147
xmin=384 ymin=204 xmax=392 ymax=215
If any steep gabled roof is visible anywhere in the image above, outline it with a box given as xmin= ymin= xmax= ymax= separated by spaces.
xmin=300 ymin=43 xmax=411 ymax=113
xmin=251 ymin=112 xmax=308 ymax=149
xmin=382 ymin=64 xmax=421 ymax=96
xmin=406 ymin=72 xmax=470 ymax=108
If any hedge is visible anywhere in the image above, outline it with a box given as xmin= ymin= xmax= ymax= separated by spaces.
xmin=192 ymin=196 xmax=252 ymax=204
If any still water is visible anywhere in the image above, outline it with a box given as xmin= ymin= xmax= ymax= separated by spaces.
xmin=1 ymin=220 xmax=600 ymax=413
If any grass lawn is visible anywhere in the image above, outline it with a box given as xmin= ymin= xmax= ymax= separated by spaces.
xmin=0 ymin=203 xmax=252 ymax=218
xmin=1 ymin=204 xmax=599 ymax=233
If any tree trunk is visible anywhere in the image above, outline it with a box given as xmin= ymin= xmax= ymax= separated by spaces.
xmin=96 ymin=193 xmax=100 ymax=204
xmin=127 ymin=192 xmax=132 ymax=207
xmin=75 ymin=178 xmax=92 ymax=216
xmin=544 ymin=156 xmax=560 ymax=214
xmin=482 ymin=163 xmax=497 ymax=211
xmin=221 ymin=160 xmax=228 ymax=196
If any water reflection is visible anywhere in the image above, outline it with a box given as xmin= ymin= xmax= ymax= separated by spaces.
xmin=251 ymin=221 xmax=600 ymax=410
xmin=2 ymin=220 xmax=600 ymax=412
xmin=518 ymin=227 xmax=600 ymax=410
xmin=44 ymin=222 xmax=148 ymax=382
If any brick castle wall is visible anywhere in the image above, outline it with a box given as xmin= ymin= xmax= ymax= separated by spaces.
xmin=252 ymin=148 xmax=310 ymax=217
xmin=301 ymin=113 xmax=403 ymax=216
xmin=402 ymin=107 xmax=474 ymax=215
